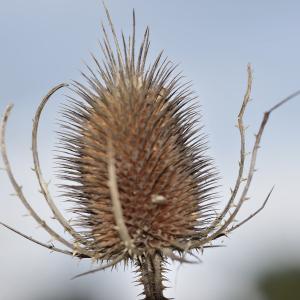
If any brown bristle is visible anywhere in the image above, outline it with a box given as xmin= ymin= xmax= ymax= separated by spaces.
xmin=57 ymin=8 xmax=217 ymax=266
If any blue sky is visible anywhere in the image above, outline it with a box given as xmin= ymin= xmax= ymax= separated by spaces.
xmin=1 ymin=1 xmax=300 ymax=300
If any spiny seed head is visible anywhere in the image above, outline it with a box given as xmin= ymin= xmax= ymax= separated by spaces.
xmin=57 ymin=11 xmax=218 ymax=261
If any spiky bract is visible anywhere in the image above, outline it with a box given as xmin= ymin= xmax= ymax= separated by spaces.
xmin=57 ymin=13 xmax=217 ymax=264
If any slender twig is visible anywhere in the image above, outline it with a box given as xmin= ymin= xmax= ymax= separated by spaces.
xmin=71 ymin=254 xmax=125 ymax=279
xmin=0 ymin=221 xmax=76 ymax=256
xmin=228 ymin=186 xmax=274 ymax=233
xmin=269 ymin=90 xmax=300 ymax=112
xmin=31 ymin=83 xmax=94 ymax=258
xmin=107 ymin=137 xmax=135 ymax=252
xmin=0 ymin=104 xmax=72 ymax=249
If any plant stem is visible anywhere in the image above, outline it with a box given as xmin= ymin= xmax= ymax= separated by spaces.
xmin=137 ymin=253 xmax=169 ymax=300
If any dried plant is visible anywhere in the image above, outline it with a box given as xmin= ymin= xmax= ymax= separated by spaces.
xmin=0 ymin=6 xmax=299 ymax=300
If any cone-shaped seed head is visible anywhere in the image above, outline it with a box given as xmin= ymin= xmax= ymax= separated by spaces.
xmin=58 ymin=12 xmax=218 ymax=261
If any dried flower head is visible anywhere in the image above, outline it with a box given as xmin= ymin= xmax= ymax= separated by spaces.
xmin=58 ymin=12 xmax=217 ymax=263
xmin=1 ymin=5 xmax=299 ymax=300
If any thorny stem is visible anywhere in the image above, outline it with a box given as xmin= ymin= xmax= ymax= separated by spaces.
xmin=137 ymin=253 xmax=168 ymax=300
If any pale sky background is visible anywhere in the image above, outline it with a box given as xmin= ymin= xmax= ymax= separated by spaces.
xmin=0 ymin=1 xmax=300 ymax=300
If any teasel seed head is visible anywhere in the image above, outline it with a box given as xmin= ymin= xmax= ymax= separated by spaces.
xmin=1 ymin=3 xmax=298 ymax=300
xmin=58 ymin=8 xmax=217 ymax=269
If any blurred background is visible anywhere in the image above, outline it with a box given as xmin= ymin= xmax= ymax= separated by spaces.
xmin=0 ymin=1 xmax=299 ymax=299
